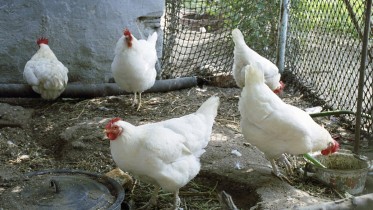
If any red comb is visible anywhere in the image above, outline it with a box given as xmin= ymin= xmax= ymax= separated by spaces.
xmin=273 ymin=81 xmax=285 ymax=94
xmin=105 ymin=117 xmax=122 ymax=129
xmin=321 ymin=140 xmax=340 ymax=155
xmin=123 ymin=28 xmax=131 ymax=37
xmin=37 ymin=37 xmax=49 ymax=45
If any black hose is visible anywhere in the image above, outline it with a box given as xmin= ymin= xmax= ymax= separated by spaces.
xmin=0 ymin=77 xmax=199 ymax=98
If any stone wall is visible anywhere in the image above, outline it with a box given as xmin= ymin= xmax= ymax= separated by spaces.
xmin=0 ymin=0 xmax=164 ymax=84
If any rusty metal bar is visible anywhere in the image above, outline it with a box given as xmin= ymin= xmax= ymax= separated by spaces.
xmin=354 ymin=0 xmax=372 ymax=154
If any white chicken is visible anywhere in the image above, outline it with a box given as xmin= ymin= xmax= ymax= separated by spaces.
xmin=23 ymin=38 xmax=68 ymax=100
xmin=104 ymin=96 xmax=220 ymax=209
xmin=232 ymin=28 xmax=284 ymax=93
xmin=238 ymin=66 xmax=339 ymax=180
xmin=111 ymin=28 xmax=158 ymax=110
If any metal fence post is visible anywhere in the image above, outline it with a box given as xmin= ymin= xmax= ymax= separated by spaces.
xmin=277 ymin=0 xmax=289 ymax=74
xmin=354 ymin=0 xmax=372 ymax=154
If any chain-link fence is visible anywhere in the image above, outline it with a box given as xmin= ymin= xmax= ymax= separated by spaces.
xmin=285 ymin=0 xmax=372 ymax=144
xmin=161 ymin=0 xmax=372 ymax=146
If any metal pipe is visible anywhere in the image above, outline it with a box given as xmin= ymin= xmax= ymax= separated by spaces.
xmin=309 ymin=110 xmax=372 ymax=120
xmin=0 ymin=77 xmax=199 ymax=98
xmin=276 ymin=0 xmax=289 ymax=74
xmin=354 ymin=0 xmax=372 ymax=154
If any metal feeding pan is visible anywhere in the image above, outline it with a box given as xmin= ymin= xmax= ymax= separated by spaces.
xmin=0 ymin=169 xmax=125 ymax=210
xmin=312 ymin=150 xmax=370 ymax=195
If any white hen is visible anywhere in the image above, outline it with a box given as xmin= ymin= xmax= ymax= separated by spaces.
xmin=238 ymin=66 xmax=339 ymax=180
xmin=111 ymin=28 xmax=157 ymax=110
xmin=23 ymin=38 xmax=68 ymax=100
xmin=232 ymin=28 xmax=284 ymax=93
xmin=104 ymin=96 xmax=220 ymax=209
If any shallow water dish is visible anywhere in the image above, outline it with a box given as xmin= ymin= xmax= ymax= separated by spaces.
xmin=313 ymin=151 xmax=370 ymax=195
xmin=0 ymin=169 xmax=125 ymax=210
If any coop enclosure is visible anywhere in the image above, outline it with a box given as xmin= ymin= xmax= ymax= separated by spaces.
xmin=161 ymin=0 xmax=372 ymax=150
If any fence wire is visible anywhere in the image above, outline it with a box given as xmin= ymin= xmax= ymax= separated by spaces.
xmin=286 ymin=0 xmax=372 ymax=141
xmin=162 ymin=0 xmax=372 ymax=143
xmin=162 ymin=0 xmax=280 ymax=84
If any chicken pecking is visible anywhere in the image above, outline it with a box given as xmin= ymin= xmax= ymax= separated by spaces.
xmin=111 ymin=28 xmax=158 ymax=111
xmin=238 ymin=65 xmax=339 ymax=180
xmin=23 ymin=38 xmax=68 ymax=100
xmin=104 ymin=96 xmax=220 ymax=209
xmin=232 ymin=28 xmax=284 ymax=93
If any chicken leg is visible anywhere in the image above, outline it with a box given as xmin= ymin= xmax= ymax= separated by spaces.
xmin=137 ymin=92 xmax=142 ymax=111
xmin=278 ymin=154 xmax=293 ymax=175
xmin=270 ymin=158 xmax=292 ymax=184
xmin=171 ymin=190 xmax=181 ymax=210
xmin=132 ymin=92 xmax=143 ymax=111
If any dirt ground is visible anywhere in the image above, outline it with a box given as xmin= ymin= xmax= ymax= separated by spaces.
xmin=0 ymin=85 xmax=372 ymax=209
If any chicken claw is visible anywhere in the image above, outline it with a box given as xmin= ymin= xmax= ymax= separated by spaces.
xmin=171 ymin=190 xmax=181 ymax=210
xmin=270 ymin=159 xmax=293 ymax=184
xmin=132 ymin=92 xmax=142 ymax=111
xmin=278 ymin=154 xmax=293 ymax=175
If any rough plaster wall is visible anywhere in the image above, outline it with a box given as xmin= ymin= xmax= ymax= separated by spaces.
xmin=0 ymin=0 xmax=164 ymax=84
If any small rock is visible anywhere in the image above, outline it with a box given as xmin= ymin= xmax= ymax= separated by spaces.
xmin=18 ymin=155 xmax=29 ymax=161
xmin=6 ymin=141 xmax=17 ymax=147
xmin=231 ymin=149 xmax=242 ymax=157
xmin=71 ymin=141 xmax=86 ymax=149
xmin=97 ymin=106 xmax=112 ymax=111
xmin=105 ymin=168 xmax=134 ymax=191
xmin=234 ymin=161 xmax=242 ymax=170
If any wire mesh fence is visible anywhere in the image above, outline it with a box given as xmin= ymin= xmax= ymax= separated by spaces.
xmin=161 ymin=0 xmax=372 ymax=144
xmin=285 ymin=0 xmax=372 ymax=142
xmin=161 ymin=0 xmax=280 ymax=83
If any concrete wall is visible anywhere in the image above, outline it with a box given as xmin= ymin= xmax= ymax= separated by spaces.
xmin=0 ymin=0 xmax=164 ymax=84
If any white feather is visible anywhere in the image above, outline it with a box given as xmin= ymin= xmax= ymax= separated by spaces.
xmin=109 ymin=96 xmax=220 ymax=192
xmin=232 ymin=28 xmax=282 ymax=90
xmin=23 ymin=44 xmax=68 ymax=100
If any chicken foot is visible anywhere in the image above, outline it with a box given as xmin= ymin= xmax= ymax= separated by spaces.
xmin=278 ymin=154 xmax=293 ymax=175
xmin=138 ymin=185 xmax=160 ymax=210
xmin=270 ymin=159 xmax=292 ymax=184
xmin=169 ymin=190 xmax=181 ymax=210
xmin=132 ymin=92 xmax=143 ymax=111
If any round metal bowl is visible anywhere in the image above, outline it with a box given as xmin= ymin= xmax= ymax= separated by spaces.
xmin=1 ymin=169 xmax=125 ymax=210
xmin=313 ymin=151 xmax=370 ymax=195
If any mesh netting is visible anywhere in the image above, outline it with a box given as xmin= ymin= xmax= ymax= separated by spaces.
xmin=161 ymin=0 xmax=372 ymax=140
xmin=285 ymin=0 xmax=372 ymax=138
xmin=161 ymin=0 xmax=280 ymax=84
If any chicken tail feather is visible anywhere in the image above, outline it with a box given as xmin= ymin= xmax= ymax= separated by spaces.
xmin=232 ymin=28 xmax=245 ymax=45
xmin=147 ymin=31 xmax=158 ymax=47
xmin=196 ymin=96 xmax=220 ymax=119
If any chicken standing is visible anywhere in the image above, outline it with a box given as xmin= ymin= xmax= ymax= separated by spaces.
xmin=232 ymin=28 xmax=284 ymax=93
xmin=111 ymin=28 xmax=158 ymax=110
xmin=104 ymin=96 xmax=220 ymax=209
xmin=238 ymin=65 xmax=339 ymax=180
xmin=23 ymin=38 xmax=68 ymax=100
